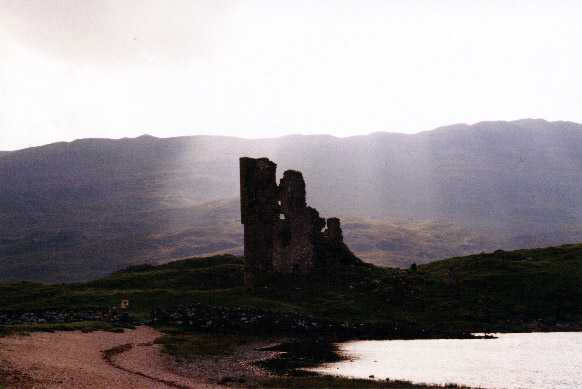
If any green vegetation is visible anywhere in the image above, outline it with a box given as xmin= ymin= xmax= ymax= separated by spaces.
xmin=0 ymin=321 xmax=127 ymax=337
xmin=154 ymin=330 xmax=257 ymax=360
xmin=1 ymin=244 xmax=582 ymax=332
xmin=1 ymin=245 xmax=579 ymax=388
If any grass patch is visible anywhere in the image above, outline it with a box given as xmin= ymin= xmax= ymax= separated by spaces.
xmin=154 ymin=332 xmax=257 ymax=360
xmin=0 ymin=321 xmax=127 ymax=337
xmin=152 ymin=330 xmax=475 ymax=388
xmin=2 ymin=245 xmax=582 ymax=333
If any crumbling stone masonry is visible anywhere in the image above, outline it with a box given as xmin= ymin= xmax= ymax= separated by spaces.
xmin=240 ymin=157 xmax=360 ymax=287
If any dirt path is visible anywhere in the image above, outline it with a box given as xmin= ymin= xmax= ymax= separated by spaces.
xmin=0 ymin=326 xmax=224 ymax=389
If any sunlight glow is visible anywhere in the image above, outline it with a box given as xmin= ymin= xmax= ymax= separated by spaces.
xmin=1 ymin=0 xmax=581 ymax=150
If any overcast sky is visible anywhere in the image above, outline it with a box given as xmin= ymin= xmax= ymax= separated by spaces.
xmin=1 ymin=0 xmax=581 ymax=150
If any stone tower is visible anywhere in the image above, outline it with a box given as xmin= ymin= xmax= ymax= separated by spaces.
xmin=240 ymin=157 xmax=360 ymax=288
xmin=239 ymin=157 xmax=278 ymax=288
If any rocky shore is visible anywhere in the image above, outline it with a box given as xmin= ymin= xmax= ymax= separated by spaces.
xmin=3 ymin=305 xmax=580 ymax=339
xmin=0 ymin=310 xmax=112 ymax=325
xmin=151 ymin=303 xmax=471 ymax=339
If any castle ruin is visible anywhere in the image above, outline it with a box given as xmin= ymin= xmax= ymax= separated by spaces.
xmin=240 ymin=157 xmax=360 ymax=287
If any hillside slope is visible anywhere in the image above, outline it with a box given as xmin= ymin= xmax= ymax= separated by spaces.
xmin=2 ymin=244 xmax=581 ymax=332
xmin=0 ymin=197 xmax=498 ymax=282
xmin=1 ymin=119 xmax=582 ymax=281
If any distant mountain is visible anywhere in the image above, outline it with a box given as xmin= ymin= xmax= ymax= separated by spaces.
xmin=0 ymin=196 xmax=500 ymax=282
xmin=1 ymin=119 xmax=582 ymax=282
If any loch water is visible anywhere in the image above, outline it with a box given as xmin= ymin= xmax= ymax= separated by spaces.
xmin=309 ymin=332 xmax=582 ymax=389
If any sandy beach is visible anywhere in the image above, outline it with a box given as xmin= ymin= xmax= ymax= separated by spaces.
xmin=0 ymin=326 xmax=273 ymax=389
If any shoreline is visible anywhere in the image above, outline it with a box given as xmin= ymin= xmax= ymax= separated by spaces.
xmin=0 ymin=325 xmax=481 ymax=389
xmin=3 ymin=324 xmax=581 ymax=388
xmin=0 ymin=326 xmax=223 ymax=388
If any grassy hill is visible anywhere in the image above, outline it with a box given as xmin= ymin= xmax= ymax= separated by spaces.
xmin=2 ymin=244 xmax=582 ymax=333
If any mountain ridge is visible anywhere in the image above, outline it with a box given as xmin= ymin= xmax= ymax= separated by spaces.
xmin=1 ymin=118 xmax=582 ymax=282
xmin=4 ymin=118 xmax=580 ymax=153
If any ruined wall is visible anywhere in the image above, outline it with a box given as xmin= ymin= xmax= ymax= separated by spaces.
xmin=239 ymin=157 xmax=278 ymax=288
xmin=273 ymin=170 xmax=326 ymax=273
xmin=240 ymin=157 xmax=360 ymax=287
xmin=325 ymin=217 xmax=343 ymax=242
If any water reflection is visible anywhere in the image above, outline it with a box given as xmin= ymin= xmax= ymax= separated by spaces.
xmin=309 ymin=332 xmax=582 ymax=389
